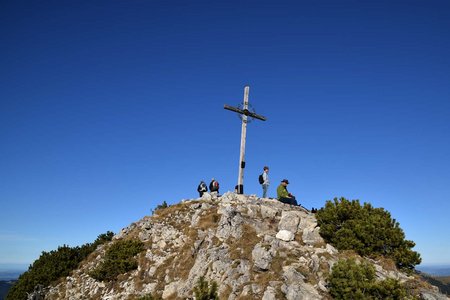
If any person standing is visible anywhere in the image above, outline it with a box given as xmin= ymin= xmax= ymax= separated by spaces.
xmin=197 ymin=181 xmax=208 ymax=197
xmin=261 ymin=166 xmax=270 ymax=198
xmin=276 ymin=179 xmax=298 ymax=206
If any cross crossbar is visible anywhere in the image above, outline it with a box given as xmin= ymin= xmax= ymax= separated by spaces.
xmin=224 ymin=104 xmax=267 ymax=121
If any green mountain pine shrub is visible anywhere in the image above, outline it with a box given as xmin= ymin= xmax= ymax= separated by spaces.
xmin=328 ymin=258 xmax=408 ymax=299
xmin=6 ymin=231 xmax=113 ymax=300
xmin=193 ymin=276 xmax=219 ymax=300
xmin=316 ymin=197 xmax=421 ymax=271
xmin=90 ymin=239 xmax=144 ymax=281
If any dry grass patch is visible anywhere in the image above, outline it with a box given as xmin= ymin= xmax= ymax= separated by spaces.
xmin=153 ymin=202 xmax=190 ymax=220
xmin=337 ymin=249 xmax=359 ymax=260
xmin=160 ymin=226 xmax=201 ymax=281
xmin=170 ymin=242 xmax=197 ymax=280
xmin=313 ymin=240 xmax=327 ymax=248
xmin=164 ymin=293 xmax=178 ymax=300
xmin=134 ymin=252 xmax=154 ymax=292
xmin=270 ymin=253 xmax=286 ymax=274
xmin=294 ymin=231 xmax=304 ymax=244
xmin=251 ymin=272 xmax=276 ymax=293
xmin=152 ymin=254 xmax=176 ymax=293
xmin=403 ymin=277 xmax=435 ymax=298
xmin=248 ymin=253 xmax=285 ymax=293
xmin=297 ymin=264 xmax=318 ymax=285
xmin=237 ymin=294 xmax=256 ymax=300
xmin=197 ymin=209 xmax=220 ymax=230
xmin=318 ymin=259 xmax=332 ymax=276
xmin=373 ymin=256 xmax=397 ymax=272
xmin=220 ymin=284 xmax=233 ymax=299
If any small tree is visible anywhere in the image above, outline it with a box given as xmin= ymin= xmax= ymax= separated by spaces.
xmin=193 ymin=276 xmax=219 ymax=300
xmin=155 ymin=201 xmax=168 ymax=210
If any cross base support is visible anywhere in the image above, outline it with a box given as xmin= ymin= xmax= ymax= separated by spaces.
xmin=237 ymin=184 xmax=244 ymax=194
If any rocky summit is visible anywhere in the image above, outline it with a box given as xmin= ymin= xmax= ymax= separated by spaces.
xmin=45 ymin=192 xmax=447 ymax=300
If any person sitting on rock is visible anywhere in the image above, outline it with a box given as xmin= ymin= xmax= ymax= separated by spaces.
xmin=197 ymin=180 xmax=208 ymax=197
xmin=209 ymin=178 xmax=220 ymax=194
xmin=276 ymin=179 xmax=299 ymax=206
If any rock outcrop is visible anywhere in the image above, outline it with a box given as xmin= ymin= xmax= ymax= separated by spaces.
xmin=45 ymin=192 xmax=448 ymax=299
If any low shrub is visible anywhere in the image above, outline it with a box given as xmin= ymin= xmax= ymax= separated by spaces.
xmin=328 ymin=258 xmax=408 ymax=299
xmin=90 ymin=239 xmax=144 ymax=281
xmin=193 ymin=276 xmax=219 ymax=300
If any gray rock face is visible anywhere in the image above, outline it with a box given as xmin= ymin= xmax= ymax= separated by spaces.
xmin=262 ymin=286 xmax=277 ymax=300
xmin=278 ymin=211 xmax=301 ymax=233
xmin=44 ymin=193 xmax=447 ymax=300
xmin=420 ymin=290 xmax=450 ymax=300
xmin=252 ymin=243 xmax=273 ymax=270
xmin=302 ymin=227 xmax=323 ymax=245
xmin=216 ymin=205 xmax=244 ymax=240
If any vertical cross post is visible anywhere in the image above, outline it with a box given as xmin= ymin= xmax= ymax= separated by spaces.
xmin=224 ymin=86 xmax=266 ymax=194
xmin=237 ymin=86 xmax=249 ymax=194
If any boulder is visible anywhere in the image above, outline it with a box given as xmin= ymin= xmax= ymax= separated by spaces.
xmin=252 ymin=243 xmax=273 ymax=270
xmin=276 ymin=230 xmax=295 ymax=242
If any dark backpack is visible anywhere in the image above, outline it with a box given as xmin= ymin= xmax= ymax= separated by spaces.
xmin=211 ymin=180 xmax=219 ymax=191
xmin=258 ymin=174 xmax=264 ymax=184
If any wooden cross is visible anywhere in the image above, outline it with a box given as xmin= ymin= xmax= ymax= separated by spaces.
xmin=224 ymin=86 xmax=267 ymax=194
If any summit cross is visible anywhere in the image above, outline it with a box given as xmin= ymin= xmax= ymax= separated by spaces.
xmin=224 ymin=86 xmax=267 ymax=194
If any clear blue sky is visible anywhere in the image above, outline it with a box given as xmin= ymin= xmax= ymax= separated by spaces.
xmin=1 ymin=0 xmax=449 ymax=268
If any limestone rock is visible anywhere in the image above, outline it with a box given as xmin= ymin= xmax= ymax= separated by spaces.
xmin=276 ymin=229 xmax=295 ymax=241
xmin=302 ymin=226 xmax=322 ymax=245
xmin=262 ymin=286 xmax=277 ymax=300
xmin=252 ymin=243 xmax=273 ymax=270
xmin=216 ymin=205 xmax=244 ymax=240
xmin=278 ymin=211 xmax=301 ymax=233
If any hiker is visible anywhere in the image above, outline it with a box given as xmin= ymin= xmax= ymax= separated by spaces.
xmin=197 ymin=181 xmax=208 ymax=197
xmin=209 ymin=178 xmax=220 ymax=194
xmin=260 ymin=166 xmax=270 ymax=198
xmin=276 ymin=179 xmax=299 ymax=206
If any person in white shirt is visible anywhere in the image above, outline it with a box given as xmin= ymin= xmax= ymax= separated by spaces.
xmin=262 ymin=166 xmax=270 ymax=198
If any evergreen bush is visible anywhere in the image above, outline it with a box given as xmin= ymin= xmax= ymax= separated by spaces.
xmin=328 ymin=258 xmax=408 ymax=299
xmin=90 ymin=239 xmax=144 ymax=281
xmin=193 ymin=276 xmax=219 ymax=300
xmin=155 ymin=201 xmax=168 ymax=210
xmin=316 ymin=197 xmax=421 ymax=270
xmin=6 ymin=231 xmax=113 ymax=300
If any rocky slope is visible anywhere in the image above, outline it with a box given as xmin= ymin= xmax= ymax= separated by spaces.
xmin=45 ymin=192 xmax=447 ymax=299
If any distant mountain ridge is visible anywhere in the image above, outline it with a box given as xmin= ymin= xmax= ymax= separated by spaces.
xmin=0 ymin=270 xmax=23 ymax=300
xmin=418 ymin=266 xmax=450 ymax=277
xmin=0 ymin=270 xmax=24 ymax=281
xmin=0 ymin=280 xmax=17 ymax=300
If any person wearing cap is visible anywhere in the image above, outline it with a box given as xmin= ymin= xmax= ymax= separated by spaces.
xmin=276 ymin=179 xmax=298 ymax=206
